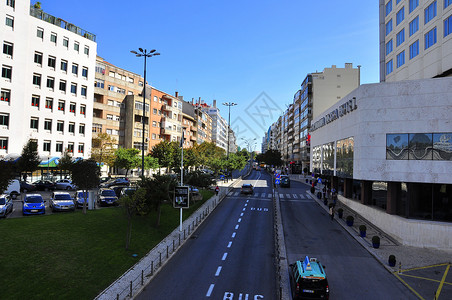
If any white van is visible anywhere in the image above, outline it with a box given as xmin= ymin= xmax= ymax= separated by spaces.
xmin=4 ymin=179 xmax=20 ymax=199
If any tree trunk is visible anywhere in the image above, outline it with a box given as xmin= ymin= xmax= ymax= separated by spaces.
xmin=125 ymin=216 xmax=132 ymax=250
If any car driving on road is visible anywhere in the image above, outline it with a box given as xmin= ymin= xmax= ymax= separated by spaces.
xmin=289 ymin=256 xmax=329 ymax=300
xmin=0 ymin=194 xmax=13 ymax=218
xmin=280 ymin=175 xmax=291 ymax=188
xmin=241 ymin=184 xmax=254 ymax=195
xmin=22 ymin=194 xmax=46 ymax=215
xmin=50 ymin=192 xmax=75 ymax=212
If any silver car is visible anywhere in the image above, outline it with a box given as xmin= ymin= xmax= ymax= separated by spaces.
xmin=0 ymin=194 xmax=13 ymax=217
xmin=55 ymin=179 xmax=77 ymax=190
xmin=50 ymin=192 xmax=75 ymax=212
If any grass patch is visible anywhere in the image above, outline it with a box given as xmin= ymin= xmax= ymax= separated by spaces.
xmin=0 ymin=190 xmax=213 ymax=300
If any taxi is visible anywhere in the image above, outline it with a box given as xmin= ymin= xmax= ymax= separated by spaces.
xmin=289 ymin=256 xmax=329 ymax=299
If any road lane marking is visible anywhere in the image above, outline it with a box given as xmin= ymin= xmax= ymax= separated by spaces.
xmin=246 ymin=200 xmax=249 ymax=203
xmin=242 ymin=208 xmax=246 ymax=211
xmin=222 ymin=253 xmax=228 ymax=260
xmin=215 ymin=266 xmax=222 ymax=276
xmin=238 ymin=218 xmax=242 ymax=222
xmin=279 ymin=194 xmax=284 ymax=198
xmin=206 ymin=284 xmax=215 ymax=297
xmin=244 ymin=203 xmax=247 ymax=207
xmin=232 ymin=232 xmax=236 ymax=238
xmin=240 ymin=213 xmax=244 ymax=216
xmin=227 ymin=241 xmax=232 ymax=248
xmin=286 ymin=194 xmax=291 ymax=198
xmin=268 ymin=193 xmax=272 ymax=198
xmin=435 ymin=263 xmax=450 ymax=299
xmin=235 ymin=224 xmax=239 ymax=229
xmin=292 ymin=194 xmax=298 ymax=198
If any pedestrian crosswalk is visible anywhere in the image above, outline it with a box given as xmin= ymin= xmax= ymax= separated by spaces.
xmin=228 ymin=191 xmax=311 ymax=200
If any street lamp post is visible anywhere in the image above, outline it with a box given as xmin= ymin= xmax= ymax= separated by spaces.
xmin=222 ymin=102 xmax=237 ymax=159
xmin=130 ymin=48 xmax=160 ymax=177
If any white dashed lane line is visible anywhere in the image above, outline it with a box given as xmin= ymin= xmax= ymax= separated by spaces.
xmin=206 ymin=283 xmax=215 ymax=297
xmin=235 ymin=224 xmax=239 ymax=230
xmin=215 ymin=266 xmax=222 ymax=276
xmin=232 ymin=232 xmax=236 ymax=238
xmin=238 ymin=218 xmax=242 ymax=222
xmin=222 ymin=253 xmax=228 ymax=261
xmin=227 ymin=241 xmax=232 ymax=248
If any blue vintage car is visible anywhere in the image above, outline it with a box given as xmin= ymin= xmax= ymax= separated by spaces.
xmin=22 ymin=194 xmax=45 ymax=215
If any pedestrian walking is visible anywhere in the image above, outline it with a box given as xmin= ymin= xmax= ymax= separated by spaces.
xmin=329 ymin=205 xmax=335 ymax=220
xmin=215 ymin=186 xmax=220 ymax=196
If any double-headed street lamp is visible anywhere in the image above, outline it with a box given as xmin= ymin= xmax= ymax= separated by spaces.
xmin=130 ymin=48 xmax=160 ymax=177
xmin=222 ymin=102 xmax=237 ymax=159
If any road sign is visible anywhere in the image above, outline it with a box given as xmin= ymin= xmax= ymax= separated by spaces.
xmin=275 ymin=179 xmax=280 ymax=185
xmin=276 ymin=173 xmax=281 ymax=179
xmin=174 ymin=186 xmax=190 ymax=208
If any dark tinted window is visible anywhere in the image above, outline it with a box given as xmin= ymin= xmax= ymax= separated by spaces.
xmin=25 ymin=196 xmax=43 ymax=203
xmin=101 ymin=190 xmax=116 ymax=196
xmin=55 ymin=194 xmax=72 ymax=200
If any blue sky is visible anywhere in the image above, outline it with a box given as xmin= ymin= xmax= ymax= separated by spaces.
xmin=35 ymin=0 xmax=379 ymax=149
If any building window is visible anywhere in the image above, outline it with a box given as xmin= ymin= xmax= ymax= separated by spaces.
xmin=61 ymin=60 xmax=68 ymax=72
xmin=70 ymin=83 xmax=77 ymax=94
xmin=81 ymin=85 xmax=87 ymax=97
xmin=152 ymin=133 xmax=156 ymax=140
xmin=43 ymin=141 xmax=51 ymax=152
xmin=78 ymin=144 xmax=84 ymax=154
xmin=1 ymin=65 xmax=12 ymax=80
xmin=6 ymin=0 xmax=15 ymax=8
xmin=67 ymin=143 xmax=74 ymax=153
xmin=79 ymin=124 xmax=85 ymax=134
xmin=0 ymin=113 xmax=9 ymax=127
xmin=31 ymin=95 xmax=40 ymax=107
xmin=63 ymin=38 xmax=69 ymax=48
xmin=386 ymin=0 xmax=393 ymax=16
xmin=106 ymin=114 xmax=113 ymax=120
xmin=44 ymin=119 xmax=52 ymax=131
xmin=396 ymin=7 xmax=405 ymax=25
xmin=50 ymin=33 xmax=57 ymax=44
xmin=386 ymin=19 xmax=393 ymax=36
xmin=409 ymin=40 xmax=419 ymax=59
xmin=386 ymin=59 xmax=393 ymax=75
xmin=37 ymin=27 xmax=43 ymax=39
xmin=80 ymin=105 xmax=86 ymax=115
xmin=56 ymin=142 xmax=63 ymax=153
xmin=396 ymin=28 xmax=405 ymax=46
xmin=69 ymin=103 xmax=76 ymax=113
xmin=33 ymin=74 xmax=41 ymax=87
xmin=445 ymin=15 xmax=452 ymax=37
xmin=59 ymin=80 xmax=66 ymax=92
xmin=409 ymin=0 xmax=419 ymax=13
xmin=84 ymin=46 xmax=89 ymax=56
xmin=409 ymin=16 xmax=419 ymax=36
xmin=425 ymin=1 xmax=437 ymax=24
xmin=386 ymin=39 xmax=393 ymax=55
xmin=3 ymin=42 xmax=13 ymax=57
xmin=74 ymin=42 xmax=79 ymax=52
xmin=46 ymin=77 xmax=54 ymax=89
xmin=6 ymin=15 xmax=14 ymax=28
xmin=425 ymin=27 xmax=437 ymax=49
xmin=446 ymin=0 xmax=452 ymax=8
xmin=0 ymin=138 xmax=8 ymax=150
xmin=396 ymin=51 xmax=405 ymax=67
xmin=1 ymin=89 xmax=10 ymax=102
xmin=92 ymin=123 xmax=102 ymax=133
xmin=68 ymin=122 xmax=75 ymax=134
xmin=94 ymin=79 xmax=104 ymax=88
xmin=45 ymin=98 xmax=53 ymax=109
xmin=58 ymin=101 xmax=65 ymax=111
xmin=57 ymin=121 xmax=64 ymax=133
xmin=34 ymin=52 xmax=42 ymax=65
xmin=30 ymin=118 xmax=39 ymax=130
xmin=72 ymin=63 xmax=78 ymax=75
xmin=48 ymin=56 xmax=56 ymax=69
xmin=153 ymin=108 xmax=157 ymax=115
xmin=82 ymin=67 xmax=88 ymax=78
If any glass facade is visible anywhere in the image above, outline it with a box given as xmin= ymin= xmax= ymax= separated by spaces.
xmin=387 ymin=133 xmax=452 ymax=160
xmin=336 ymin=137 xmax=354 ymax=178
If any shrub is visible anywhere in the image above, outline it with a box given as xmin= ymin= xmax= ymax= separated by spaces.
xmin=359 ymin=225 xmax=366 ymax=232
xmin=346 ymin=215 xmax=354 ymax=222
xmin=337 ymin=208 xmax=343 ymax=214
xmin=372 ymin=236 xmax=380 ymax=244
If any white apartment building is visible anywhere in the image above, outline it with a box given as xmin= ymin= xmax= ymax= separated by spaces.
xmin=204 ymin=101 xmax=229 ymax=151
xmin=0 ymin=2 xmax=96 ymax=159
xmin=380 ymin=0 xmax=452 ymax=82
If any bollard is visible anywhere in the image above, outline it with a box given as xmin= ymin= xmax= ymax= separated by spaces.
xmin=141 ymin=270 xmax=144 ymax=285
xmin=117 ymin=293 xmax=119 ymax=300
xmin=184 ymin=229 xmax=186 ymax=239
xmin=398 ymin=262 xmax=402 ymax=274
xmin=129 ymin=281 xmax=132 ymax=297
xmin=179 ymin=234 xmax=181 ymax=246
xmin=159 ymin=252 xmax=162 ymax=266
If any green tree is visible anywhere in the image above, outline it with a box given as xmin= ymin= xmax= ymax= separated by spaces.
xmin=58 ymin=149 xmax=73 ymax=178
xmin=70 ymin=159 xmax=100 ymax=214
xmin=151 ymin=141 xmax=175 ymax=174
xmin=194 ymin=142 xmax=224 ymax=167
xmin=114 ymin=148 xmax=140 ymax=176
xmin=183 ymin=147 xmax=200 ymax=169
xmin=17 ymin=140 xmax=40 ymax=180
xmin=257 ymin=149 xmax=283 ymax=167
xmin=185 ymin=170 xmax=215 ymax=189
xmin=138 ymin=175 xmax=178 ymax=227
xmin=120 ymin=188 xmax=148 ymax=250
xmin=91 ymin=133 xmax=117 ymax=172
xmin=0 ymin=160 xmax=17 ymax=193
xmin=144 ymin=155 xmax=160 ymax=172
xmin=207 ymin=157 xmax=226 ymax=177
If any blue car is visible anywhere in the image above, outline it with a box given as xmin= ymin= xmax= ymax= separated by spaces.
xmin=0 ymin=194 xmax=13 ymax=218
xmin=22 ymin=194 xmax=45 ymax=215
xmin=74 ymin=190 xmax=92 ymax=208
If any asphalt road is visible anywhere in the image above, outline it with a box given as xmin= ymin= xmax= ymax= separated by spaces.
xmin=279 ymin=179 xmax=418 ymax=299
xmin=136 ymin=170 xmax=276 ymax=300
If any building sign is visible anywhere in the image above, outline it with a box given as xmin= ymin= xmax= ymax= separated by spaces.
xmin=311 ymin=97 xmax=358 ymax=132
xmin=174 ymin=186 xmax=190 ymax=208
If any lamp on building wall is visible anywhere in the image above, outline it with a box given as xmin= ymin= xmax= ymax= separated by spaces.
xmin=130 ymin=48 xmax=160 ymax=177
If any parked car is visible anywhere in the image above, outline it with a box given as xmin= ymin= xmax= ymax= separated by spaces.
xmin=241 ymin=184 xmax=254 ymax=195
xmin=22 ymin=194 xmax=46 ymax=215
xmin=100 ymin=177 xmax=130 ymax=188
xmin=49 ymin=192 xmax=75 ymax=212
xmin=0 ymin=194 xmax=13 ymax=218
xmin=189 ymin=186 xmax=200 ymax=195
xmin=119 ymin=187 xmax=137 ymax=198
xmin=100 ymin=176 xmax=111 ymax=184
xmin=74 ymin=190 xmax=93 ymax=209
xmin=55 ymin=179 xmax=77 ymax=190
xmin=20 ymin=181 xmax=37 ymax=193
xmin=32 ymin=180 xmax=56 ymax=191
xmin=97 ymin=188 xmax=119 ymax=206
xmin=3 ymin=179 xmax=20 ymax=199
